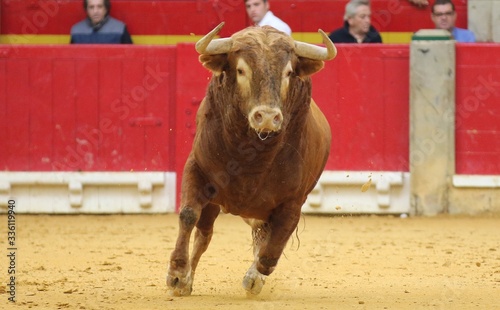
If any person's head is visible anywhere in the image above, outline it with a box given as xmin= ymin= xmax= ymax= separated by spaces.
xmin=431 ymin=0 xmax=457 ymax=32
xmin=245 ymin=0 xmax=269 ymax=25
xmin=84 ymin=0 xmax=111 ymax=25
xmin=344 ymin=0 xmax=372 ymax=36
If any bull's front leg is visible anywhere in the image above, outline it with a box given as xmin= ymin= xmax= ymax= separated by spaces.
xmin=167 ymin=162 xmax=215 ymax=296
xmin=167 ymin=205 xmax=200 ymax=296
xmin=242 ymin=220 xmax=270 ymax=295
xmin=242 ymin=206 xmax=301 ymax=295
xmin=167 ymin=202 xmax=220 ymax=296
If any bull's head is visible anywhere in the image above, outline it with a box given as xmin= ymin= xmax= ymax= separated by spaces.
xmin=196 ymin=22 xmax=336 ymax=140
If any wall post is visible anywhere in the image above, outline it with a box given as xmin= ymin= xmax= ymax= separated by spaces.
xmin=468 ymin=0 xmax=500 ymax=42
xmin=409 ymin=32 xmax=456 ymax=215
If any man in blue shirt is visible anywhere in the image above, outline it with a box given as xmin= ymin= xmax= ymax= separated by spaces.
xmin=431 ymin=0 xmax=475 ymax=43
xmin=71 ymin=0 xmax=132 ymax=44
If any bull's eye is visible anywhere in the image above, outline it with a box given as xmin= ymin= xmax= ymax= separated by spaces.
xmin=283 ymin=61 xmax=293 ymax=79
xmin=236 ymin=58 xmax=251 ymax=96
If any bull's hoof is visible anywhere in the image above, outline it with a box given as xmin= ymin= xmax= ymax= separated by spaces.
xmin=166 ymin=266 xmax=193 ymax=296
xmin=242 ymin=268 xmax=266 ymax=295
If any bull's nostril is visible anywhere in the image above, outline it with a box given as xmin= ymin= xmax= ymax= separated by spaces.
xmin=249 ymin=106 xmax=283 ymax=132
xmin=273 ymin=114 xmax=282 ymax=125
xmin=254 ymin=112 xmax=263 ymax=123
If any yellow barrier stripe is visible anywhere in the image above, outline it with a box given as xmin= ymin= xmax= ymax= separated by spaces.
xmin=0 ymin=35 xmax=71 ymax=44
xmin=0 ymin=34 xmax=200 ymax=45
xmin=293 ymin=32 xmax=414 ymax=44
xmin=380 ymin=32 xmax=414 ymax=44
xmin=0 ymin=32 xmax=415 ymax=45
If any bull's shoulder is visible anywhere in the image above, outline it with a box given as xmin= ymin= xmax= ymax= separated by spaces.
xmin=308 ymin=99 xmax=332 ymax=141
xmin=195 ymin=98 xmax=208 ymax=125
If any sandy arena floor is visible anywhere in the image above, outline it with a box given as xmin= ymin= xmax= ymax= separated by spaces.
xmin=1 ymin=213 xmax=499 ymax=309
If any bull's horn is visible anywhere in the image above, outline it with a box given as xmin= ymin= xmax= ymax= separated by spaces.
xmin=294 ymin=29 xmax=337 ymax=61
xmin=195 ymin=22 xmax=233 ymax=55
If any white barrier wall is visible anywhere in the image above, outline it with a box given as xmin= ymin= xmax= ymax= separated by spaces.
xmin=450 ymin=175 xmax=500 ymax=214
xmin=302 ymin=171 xmax=411 ymax=215
xmin=0 ymin=172 xmax=176 ymax=213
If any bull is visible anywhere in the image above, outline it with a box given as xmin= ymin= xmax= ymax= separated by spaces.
xmin=167 ymin=22 xmax=336 ymax=296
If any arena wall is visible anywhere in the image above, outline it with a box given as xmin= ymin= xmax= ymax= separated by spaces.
xmin=0 ymin=41 xmax=499 ymax=215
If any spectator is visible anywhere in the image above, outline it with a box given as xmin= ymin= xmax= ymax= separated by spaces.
xmin=70 ymin=0 xmax=132 ymax=44
xmin=328 ymin=0 xmax=382 ymax=43
xmin=244 ymin=0 xmax=291 ymax=35
xmin=431 ymin=0 xmax=475 ymax=42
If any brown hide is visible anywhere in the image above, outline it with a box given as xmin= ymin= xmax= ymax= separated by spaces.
xmin=167 ymin=24 xmax=336 ymax=297
xmin=182 ymin=26 xmax=332 ymax=221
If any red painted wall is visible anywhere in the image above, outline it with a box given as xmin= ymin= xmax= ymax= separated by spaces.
xmin=313 ymin=44 xmax=410 ymax=171
xmin=1 ymin=43 xmax=498 ymax=178
xmin=0 ymin=45 xmax=177 ymax=171
xmin=455 ymin=44 xmax=500 ymax=175
xmin=1 ymin=0 xmax=468 ymax=37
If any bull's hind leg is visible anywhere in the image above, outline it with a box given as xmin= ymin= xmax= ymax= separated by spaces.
xmin=167 ymin=203 xmax=220 ymax=296
xmin=242 ymin=207 xmax=301 ymax=295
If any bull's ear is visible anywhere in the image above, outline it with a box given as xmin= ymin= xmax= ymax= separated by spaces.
xmin=199 ymin=54 xmax=228 ymax=74
xmin=296 ymin=58 xmax=325 ymax=77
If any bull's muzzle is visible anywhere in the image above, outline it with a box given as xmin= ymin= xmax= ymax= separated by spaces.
xmin=248 ymin=106 xmax=283 ymax=140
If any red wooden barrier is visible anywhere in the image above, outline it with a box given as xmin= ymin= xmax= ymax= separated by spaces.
xmin=313 ymin=44 xmax=410 ymax=171
xmin=0 ymin=45 xmax=177 ymax=172
xmin=1 ymin=43 xmax=498 ymax=195
xmin=455 ymin=44 xmax=500 ymax=175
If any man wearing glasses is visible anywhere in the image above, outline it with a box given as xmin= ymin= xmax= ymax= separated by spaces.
xmin=431 ymin=0 xmax=475 ymax=42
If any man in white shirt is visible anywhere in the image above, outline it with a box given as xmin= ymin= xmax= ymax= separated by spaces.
xmin=244 ymin=0 xmax=291 ymax=35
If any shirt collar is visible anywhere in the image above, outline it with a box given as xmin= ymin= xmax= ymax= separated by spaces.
xmin=258 ymin=11 xmax=274 ymax=27
xmin=86 ymin=15 xmax=109 ymax=32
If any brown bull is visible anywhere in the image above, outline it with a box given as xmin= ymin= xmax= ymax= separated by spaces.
xmin=167 ymin=22 xmax=336 ymax=296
